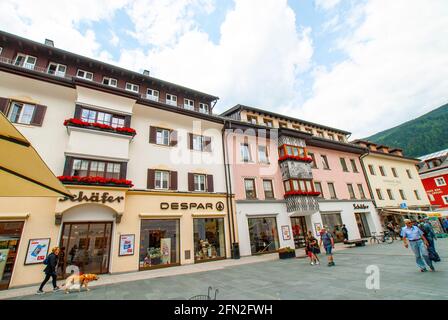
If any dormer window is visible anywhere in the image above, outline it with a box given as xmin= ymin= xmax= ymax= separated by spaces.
xmin=184 ymin=98 xmax=194 ymax=110
xmin=247 ymin=115 xmax=258 ymax=124
xmin=199 ymin=103 xmax=209 ymax=114
xmin=338 ymin=135 xmax=345 ymax=142
xmin=305 ymin=128 xmax=313 ymax=134
xmin=47 ymin=62 xmax=66 ymax=77
xmin=317 ymin=131 xmax=325 ymax=138
xmin=166 ymin=94 xmax=177 ymax=107
xmin=77 ymin=69 xmax=93 ymax=81
xmin=146 ymin=88 xmax=159 ymax=102
xmin=279 ymin=122 xmax=288 ymax=128
xmin=328 ymin=133 xmax=335 ymax=140
xmin=103 ymin=77 xmax=118 ymax=87
xmin=14 ymin=54 xmax=37 ymax=70
xmin=263 ymin=119 xmax=273 ymax=127
xmin=125 ymin=82 xmax=139 ymax=93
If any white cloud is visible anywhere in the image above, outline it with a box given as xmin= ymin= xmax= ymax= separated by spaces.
xmin=110 ymin=31 xmax=120 ymax=47
xmin=293 ymin=0 xmax=448 ymax=138
xmin=0 ymin=0 xmax=128 ymax=57
xmin=119 ymin=0 xmax=313 ymax=111
xmin=315 ymin=0 xmax=341 ymax=11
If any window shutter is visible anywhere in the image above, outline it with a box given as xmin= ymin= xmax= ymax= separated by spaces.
xmin=188 ymin=133 xmax=193 ymax=150
xmin=147 ymin=169 xmax=155 ymax=189
xmin=188 ymin=173 xmax=195 ymax=191
xmin=170 ymin=171 xmax=178 ymax=190
xmin=204 ymin=136 xmax=212 ymax=152
xmin=30 ymin=104 xmax=47 ymax=126
xmin=170 ymin=130 xmax=178 ymax=147
xmin=74 ymin=105 xmax=83 ymax=119
xmin=0 ymin=97 xmax=10 ymax=115
xmin=124 ymin=115 xmax=131 ymax=128
xmin=207 ymin=175 xmax=214 ymax=193
xmin=149 ymin=126 xmax=157 ymax=144
xmin=63 ymin=156 xmax=73 ymax=176
xmin=120 ymin=162 xmax=128 ymax=180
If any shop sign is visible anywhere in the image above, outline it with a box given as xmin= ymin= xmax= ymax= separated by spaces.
xmin=160 ymin=201 xmax=225 ymax=211
xmin=119 ymin=234 xmax=135 ymax=256
xmin=24 ymin=238 xmax=51 ymax=265
xmin=59 ymin=191 xmax=124 ymax=203
xmin=281 ymin=225 xmax=291 ymax=241
xmin=353 ymin=204 xmax=369 ymax=210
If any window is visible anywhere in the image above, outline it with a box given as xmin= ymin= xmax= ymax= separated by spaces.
xmin=414 ymin=190 xmax=421 ymax=200
xmin=321 ymin=155 xmax=330 ymax=170
xmin=146 ymin=89 xmax=159 ymax=102
xmin=76 ymin=69 xmax=93 ymax=81
xmin=263 ymin=180 xmax=274 ymax=199
xmin=0 ymin=47 xmax=2 ymax=55
xmin=125 ymin=82 xmax=139 ymax=93
xmin=305 ymin=128 xmax=313 ymax=134
xmin=347 ymin=184 xmax=356 ymax=199
xmin=47 ymin=62 xmax=66 ymax=77
xmin=71 ymin=158 xmax=121 ymax=179
xmin=284 ymin=180 xmax=291 ymax=192
xmin=155 ymin=171 xmax=170 ymax=189
xmin=263 ymin=119 xmax=273 ymax=127
xmin=166 ymin=94 xmax=177 ymax=107
xmin=328 ymin=133 xmax=335 ymax=140
xmin=406 ymin=169 xmax=413 ymax=179
xmin=357 ymin=184 xmax=366 ymax=199
xmin=428 ymin=194 xmax=435 ymax=202
xmin=292 ymin=125 xmax=301 ymax=131
xmin=156 ymin=128 xmax=170 ymax=146
xmin=247 ymin=115 xmax=258 ymax=124
xmin=194 ymin=174 xmax=206 ymax=192
xmin=379 ymin=166 xmax=386 ymax=176
xmin=199 ymin=103 xmax=209 ymax=114
xmin=284 ymin=179 xmax=314 ymax=192
xmin=442 ymin=195 xmax=448 ymax=205
xmin=8 ymin=101 xmax=35 ymax=125
xmin=102 ymin=77 xmax=117 ymax=87
xmin=391 ymin=167 xmax=398 ymax=178
xmin=279 ymin=145 xmax=306 ymax=158
xmin=368 ymin=165 xmax=376 ymax=175
xmin=328 ymin=182 xmax=337 ymax=199
xmin=258 ymin=145 xmax=269 ymax=164
xmin=376 ymin=189 xmax=384 ymax=200
xmin=279 ymin=122 xmax=288 ymax=128
xmin=399 ymin=189 xmax=407 ymax=200
xmin=340 ymin=158 xmax=348 ymax=172
xmin=350 ymin=159 xmax=359 ymax=173
xmin=14 ymin=53 xmax=36 ymax=70
xmin=240 ymin=143 xmax=252 ymax=162
xmin=190 ymin=134 xmax=211 ymax=152
xmin=338 ymin=135 xmax=345 ymax=142
xmin=244 ymin=179 xmax=256 ymax=199
xmin=435 ymin=177 xmax=446 ymax=187
xmin=317 ymin=131 xmax=325 ymax=138
xmin=80 ymin=108 xmax=125 ymax=128
xmin=387 ymin=189 xmax=394 ymax=200
xmin=308 ymin=152 xmax=317 ymax=168
xmin=314 ymin=182 xmax=323 ymax=197
xmin=184 ymin=98 xmax=194 ymax=110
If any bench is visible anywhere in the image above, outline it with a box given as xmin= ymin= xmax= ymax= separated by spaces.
xmin=344 ymin=239 xmax=367 ymax=247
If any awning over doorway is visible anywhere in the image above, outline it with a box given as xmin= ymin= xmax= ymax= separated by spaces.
xmin=382 ymin=208 xmax=440 ymax=217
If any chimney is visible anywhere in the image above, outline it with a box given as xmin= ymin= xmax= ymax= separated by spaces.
xmin=143 ymin=70 xmax=150 ymax=76
xmin=44 ymin=39 xmax=54 ymax=47
xmin=378 ymin=146 xmax=389 ymax=153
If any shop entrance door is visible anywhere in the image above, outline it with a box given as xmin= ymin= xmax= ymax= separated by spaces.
xmin=291 ymin=217 xmax=308 ymax=249
xmin=354 ymin=213 xmax=371 ymax=238
xmin=60 ymin=222 xmax=112 ymax=276
xmin=0 ymin=222 xmax=24 ymax=290
xmin=321 ymin=212 xmax=344 ymax=243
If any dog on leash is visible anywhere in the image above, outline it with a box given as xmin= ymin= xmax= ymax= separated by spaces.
xmin=62 ymin=273 xmax=99 ymax=293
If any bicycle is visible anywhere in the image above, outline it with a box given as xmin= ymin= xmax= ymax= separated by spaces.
xmin=370 ymin=231 xmax=394 ymax=244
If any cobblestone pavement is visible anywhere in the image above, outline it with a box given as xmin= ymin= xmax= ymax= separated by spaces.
xmin=9 ymin=239 xmax=448 ymax=300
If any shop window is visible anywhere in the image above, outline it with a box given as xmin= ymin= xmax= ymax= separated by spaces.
xmin=321 ymin=213 xmax=344 ymax=243
xmin=140 ymin=219 xmax=180 ymax=270
xmin=248 ymin=217 xmax=279 ymax=254
xmin=291 ymin=217 xmax=308 ymax=249
xmin=263 ymin=180 xmax=274 ymax=199
xmin=194 ymin=218 xmax=225 ymax=262
xmin=244 ymin=178 xmax=257 ymax=199
xmin=0 ymin=222 xmax=24 ymax=290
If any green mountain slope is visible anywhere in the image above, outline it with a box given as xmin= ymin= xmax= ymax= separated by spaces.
xmin=365 ymin=103 xmax=448 ymax=158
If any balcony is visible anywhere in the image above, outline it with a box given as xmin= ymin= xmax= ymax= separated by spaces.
xmin=63 ymin=118 xmax=136 ymax=137
xmin=0 ymin=57 xmax=71 ymax=79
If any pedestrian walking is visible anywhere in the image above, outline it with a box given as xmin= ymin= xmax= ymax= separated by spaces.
xmin=319 ymin=227 xmax=335 ymax=267
xmin=341 ymin=225 xmax=349 ymax=241
xmin=442 ymin=218 xmax=448 ymax=233
xmin=306 ymin=231 xmax=320 ymax=265
xmin=421 ymin=219 xmax=441 ymax=262
xmin=58 ymin=246 xmax=66 ymax=276
xmin=401 ymin=219 xmax=435 ymax=272
xmin=37 ymin=247 xmax=61 ymax=294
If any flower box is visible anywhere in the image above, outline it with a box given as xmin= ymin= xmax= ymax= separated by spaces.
xmin=63 ymin=118 xmax=137 ymax=136
xmin=58 ymin=176 xmax=134 ymax=188
xmin=278 ymin=155 xmax=313 ymax=163
xmin=278 ymin=247 xmax=296 ymax=259
xmin=284 ymin=191 xmax=321 ymax=198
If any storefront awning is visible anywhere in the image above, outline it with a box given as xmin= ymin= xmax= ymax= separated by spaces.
xmin=383 ymin=208 xmax=441 ymax=217
xmin=0 ymin=112 xmax=72 ymax=198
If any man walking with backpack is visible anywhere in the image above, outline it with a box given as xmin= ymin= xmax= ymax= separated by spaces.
xmin=37 ymin=247 xmax=61 ymax=294
xmin=319 ymin=227 xmax=335 ymax=267
xmin=420 ymin=219 xmax=441 ymax=262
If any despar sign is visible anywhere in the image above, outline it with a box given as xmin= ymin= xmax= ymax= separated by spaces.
xmin=59 ymin=191 xmax=124 ymax=203
xmin=161 ymin=201 xmax=225 ymax=211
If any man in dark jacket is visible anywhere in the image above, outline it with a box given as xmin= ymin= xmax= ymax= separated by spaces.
xmin=37 ymin=247 xmax=60 ymax=294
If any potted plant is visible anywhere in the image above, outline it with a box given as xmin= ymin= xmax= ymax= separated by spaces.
xmin=278 ymin=247 xmax=296 ymax=259
xmin=148 ymin=247 xmax=162 ymax=265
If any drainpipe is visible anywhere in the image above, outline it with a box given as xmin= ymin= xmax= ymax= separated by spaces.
xmin=360 ymin=150 xmax=375 ymax=206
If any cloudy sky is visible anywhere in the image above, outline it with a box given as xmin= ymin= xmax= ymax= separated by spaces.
xmin=1 ymin=0 xmax=447 ymax=138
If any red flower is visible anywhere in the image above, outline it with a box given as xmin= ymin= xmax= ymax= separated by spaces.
xmin=278 ymin=155 xmax=314 ymax=163
xmin=57 ymin=176 xmax=134 ymax=187
xmin=63 ymin=118 xmax=137 ymax=136
xmin=284 ymin=190 xmax=321 ymax=198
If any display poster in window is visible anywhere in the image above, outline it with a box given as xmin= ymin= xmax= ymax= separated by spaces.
xmin=161 ymin=238 xmax=171 ymax=264
xmin=0 ymin=249 xmax=9 ymax=279
xmin=314 ymin=223 xmax=322 ymax=237
xmin=24 ymin=238 xmax=50 ymax=265
xmin=119 ymin=234 xmax=135 ymax=256
xmin=281 ymin=225 xmax=291 ymax=241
